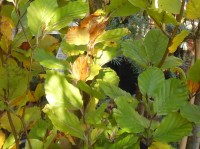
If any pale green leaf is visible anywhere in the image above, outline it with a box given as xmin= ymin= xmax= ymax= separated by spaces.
xmin=169 ymin=30 xmax=190 ymax=53
xmin=45 ymin=70 xmax=83 ymax=110
xmin=95 ymin=28 xmax=129 ymax=44
xmin=122 ymin=39 xmax=148 ymax=68
xmin=154 ymin=113 xmax=193 ymax=142
xmin=138 ymin=67 xmax=164 ymax=97
xmin=106 ymin=0 xmax=140 ymax=17
xmin=161 ymin=56 xmax=183 ymax=69
xmin=34 ymin=48 xmax=69 ymax=70
xmin=47 ymin=1 xmax=88 ymax=31
xmin=24 ymin=106 xmax=41 ymax=127
xmin=147 ymin=8 xmax=179 ymax=25
xmin=180 ymin=103 xmax=200 ymax=124
xmin=144 ymin=29 xmax=169 ymax=66
xmin=27 ymin=0 xmax=58 ymax=37
xmin=3 ymin=134 xmax=15 ymax=149
xmin=43 ymin=105 xmax=85 ymax=140
xmin=187 ymin=59 xmax=200 ymax=82
xmin=153 ymin=78 xmax=188 ymax=115
xmin=158 ymin=0 xmax=181 ymax=14
xmin=114 ymin=97 xmax=149 ymax=133
xmin=86 ymin=64 xmax=101 ymax=81
xmin=186 ymin=0 xmax=200 ymax=19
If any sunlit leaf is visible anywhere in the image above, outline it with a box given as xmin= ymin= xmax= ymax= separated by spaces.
xmin=71 ymin=55 xmax=90 ymax=81
xmin=149 ymin=141 xmax=173 ymax=149
xmin=114 ymin=97 xmax=149 ymax=133
xmin=34 ymin=48 xmax=69 ymax=70
xmin=66 ymin=26 xmax=90 ymax=45
xmin=187 ymin=59 xmax=200 ymax=82
xmin=138 ymin=67 xmax=165 ymax=97
xmin=86 ymin=64 xmax=101 ymax=81
xmin=154 ymin=113 xmax=193 ymax=142
xmin=186 ymin=0 xmax=200 ymax=19
xmin=45 ymin=70 xmax=83 ymax=110
xmin=48 ymin=1 xmax=88 ymax=31
xmin=158 ymin=0 xmax=181 ymax=14
xmin=122 ymin=39 xmax=148 ymax=68
xmin=95 ymin=28 xmax=129 ymax=44
xmin=27 ymin=0 xmax=58 ymax=37
xmin=106 ymin=0 xmax=140 ymax=17
xmin=180 ymin=103 xmax=200 ymax=124
xmin=169 ymin=30 xmax=190 ymax=53
xmin=153 ymin=78 xmax=188 ymax=115
xmin=147 ymin=8 xmax=179 ymax=25
xmin=43 ymin=105 xmax=85 ymax=140
xmin=144 ymin=29 xmax=169 ymax=66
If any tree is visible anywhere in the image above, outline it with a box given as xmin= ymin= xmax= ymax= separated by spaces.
xmin=0 ymin=0 xmax=200 ymax=148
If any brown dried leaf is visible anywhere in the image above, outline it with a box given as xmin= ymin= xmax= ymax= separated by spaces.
xmin=188 ymin=80 xmax=200 ymax=94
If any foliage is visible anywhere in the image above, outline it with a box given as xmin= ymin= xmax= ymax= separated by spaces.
xmin=0 ymin=0 xmax=200 ymax=148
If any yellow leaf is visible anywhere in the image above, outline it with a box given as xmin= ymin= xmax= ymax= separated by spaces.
xmin=0 ymin=16 xmax=14 ymax=40
xmin=0 ymin=130 xmax=6 ymax=148
xmin=149 ymin=141 xmax=172 ymax=149
xmin=34 ymin=83 xmax=44 ymax=101
xmin=169 ymin=30 xmax=190 ymax=53
xmin=186 ymin=0 xmax=200 ymax=19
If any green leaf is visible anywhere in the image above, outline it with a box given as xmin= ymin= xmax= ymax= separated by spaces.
xmin=169 ymin=30 xmax=190 ymax=53
xmin=180 ymin=103 xmax=200 ymax=124
xmin=138 ymin=67 xmax=165 ymax=97
xmin=23 ymin=106 xmax=41 ymax=128
xmin=25 ymin=139 xmax=43 ymax=149
xmin=86 ymin=103 xmax=107 ymax=125
xmin=99 ymin=81 xmax=132 ymax=99
xmin=3 ymin=134 xmax=15 ymax=149
xmin=34 ymin=48 xmax=69 ymax=70
xmin=77 ymin=80 xmax=92 ymax=95
xmin=108 ymin=134 xmax=138 ymax=149
xmin=153 ymin=78 xmax=188 ymax=115
xmin=45 ymin=70 xmax=83 ymax=110
xmin=106 ymin=0 xmax=140 ymax=17
xmin=144 ymin=29 xmax=169 ymax=66
xmin=29 ymin=119 xmax=51 ymax=140
xmin=154 ymin=113 xmax=193 ymax=142
xmin=147 ymin=8 xmax=179 ymax=25
xmin=27 ymin=0 xmax=58 ymax=37
xmin=161 ymin=56 xmax=183 ymax=69
xmin=47 ymin=1 xmax=88 ymax=31
xmin=186 ymin=0 xmax=200 ymax=19
xmin=114 ymin=97 xmax=149 ymax=133
xmin=43 ymin=128 xmax=57 ymax=149
xmin=43 ymin=105 xmax=85 ymax=140
xmin=128 ymin=0 xmax=148 ymax=9
xmin=95 ymin=28 xmax=129 ymax=44
xmin=122 ymin=39 xmax=148 ymax=68
xmin=0 ymin=65 xmax=28 ymax=100
xmin=86 ymin=64 xmax=101 ymax=81
xmin=187 ymin=59 xmax=200 ymax=82
xmin=97 ymin=68 xmax=119 ymax=86
xmin=158 ymin=0 xmax=181 ymax=14
xmin=0 ymin=112 xmax=22 ymax=133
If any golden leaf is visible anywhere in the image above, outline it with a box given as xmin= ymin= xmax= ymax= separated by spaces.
xmin=149 ymin=141 xmax=172 ymax=149
xmin=0 ymin=16 xmax=14 ymax=40
xmin=71 ymin=55 xmax=90 ymax=81
xmin=0 ymin=130 xmax=5 ymax=148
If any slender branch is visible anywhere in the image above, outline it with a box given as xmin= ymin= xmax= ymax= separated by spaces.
xmin=6 ymin=110 xmax=20 ymax=149
xmin=158 ymin=0 xmax=186 ymax=68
